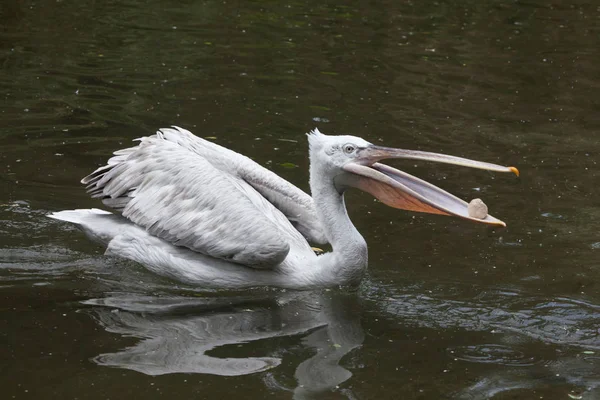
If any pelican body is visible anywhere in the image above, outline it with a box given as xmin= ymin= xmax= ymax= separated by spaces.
xmin=50 ymin=127 xmax=517 ymax=289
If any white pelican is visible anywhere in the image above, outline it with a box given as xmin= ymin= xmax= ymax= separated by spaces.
xmin=50 ymin=126 xmax=518 ymax=289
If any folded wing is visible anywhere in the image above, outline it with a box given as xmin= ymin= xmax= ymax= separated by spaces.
xmin=82 ymin=129 xmax=313 ymax=268
xmin=152 ymin=127 xmax=326 ymax=244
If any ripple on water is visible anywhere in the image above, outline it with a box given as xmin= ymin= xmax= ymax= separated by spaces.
xmin=448 ymin=344 xmax=536 ymax=366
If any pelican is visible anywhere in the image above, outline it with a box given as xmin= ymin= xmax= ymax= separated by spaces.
xmin=50 ymin=126 xmax=518 ymax=289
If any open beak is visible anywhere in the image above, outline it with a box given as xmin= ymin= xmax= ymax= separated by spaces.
xmin=335 ymin=145 xmax=519 ymax=227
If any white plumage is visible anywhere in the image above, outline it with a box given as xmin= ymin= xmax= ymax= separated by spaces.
xmin=50 ymin=126 xmax=517 ymax=289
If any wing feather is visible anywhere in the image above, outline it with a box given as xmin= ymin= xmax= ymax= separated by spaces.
xmin=155 ymin=127 xmax=327 ymax=244
xmin=83 ymin=132 xmax=296 ymax=268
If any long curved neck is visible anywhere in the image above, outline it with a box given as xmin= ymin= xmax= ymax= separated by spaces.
xmin=310 ymin=167 xmax=368 ymax=283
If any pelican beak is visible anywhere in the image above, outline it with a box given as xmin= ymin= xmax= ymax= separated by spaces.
xmin=336 ymin=145 xmax=519 ymax=227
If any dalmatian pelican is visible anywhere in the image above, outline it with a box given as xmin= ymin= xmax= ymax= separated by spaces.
xmin=50 ymin=127 xmax=518 ymax=289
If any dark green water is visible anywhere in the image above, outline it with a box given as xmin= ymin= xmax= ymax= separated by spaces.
xmin=1 ymin=0 xmax=599 ymax=398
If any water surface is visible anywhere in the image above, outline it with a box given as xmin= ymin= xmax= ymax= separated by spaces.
xmin=1 ymin=0 xmax=599 ymax=399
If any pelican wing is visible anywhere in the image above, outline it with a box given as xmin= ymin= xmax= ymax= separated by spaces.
xmin=82 ymin=129 xmax=312 ymax=268
xmin=146 ymin=127 xmax=327 ymax=244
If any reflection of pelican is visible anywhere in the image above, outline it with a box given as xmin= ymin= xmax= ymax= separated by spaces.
xmin=50 ymin=127 xmax=517 ymax=289
xmin=84 ymin=291 xmax=364 ymax=397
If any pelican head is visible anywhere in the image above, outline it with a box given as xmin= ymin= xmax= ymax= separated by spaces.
xmin=308 ymin=128 xmax=518 ymax=226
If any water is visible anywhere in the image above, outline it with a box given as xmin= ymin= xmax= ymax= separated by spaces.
xmin=1 ymin=0 xmax=599 ymax=398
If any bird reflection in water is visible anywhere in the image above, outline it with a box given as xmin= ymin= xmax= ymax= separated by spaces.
xmin=83 ymin=290 xmax=363 ymax=398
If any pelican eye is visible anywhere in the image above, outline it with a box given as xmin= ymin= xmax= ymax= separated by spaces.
xmin=343 ymin=144 xmax=356 ymax=154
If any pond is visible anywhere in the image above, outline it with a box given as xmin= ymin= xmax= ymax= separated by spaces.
xmin=1 ymin=0 xmax=599 ymax=398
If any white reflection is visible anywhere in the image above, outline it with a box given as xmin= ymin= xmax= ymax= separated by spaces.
xmin=84 ymin=291 xmax=363 ymax=397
